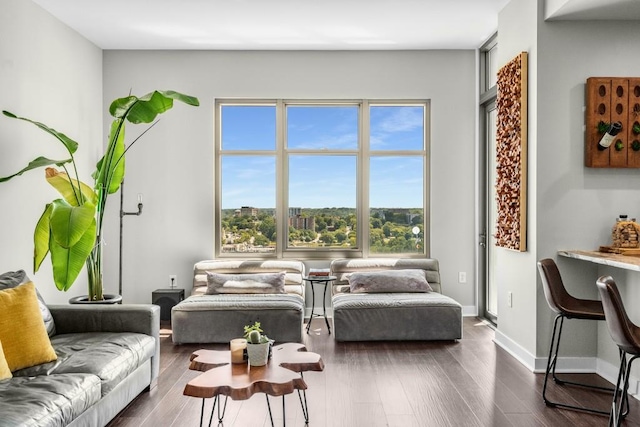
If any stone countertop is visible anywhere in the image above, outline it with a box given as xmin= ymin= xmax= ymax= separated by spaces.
xmin=558 ymin=250 xmax=640 ymax=272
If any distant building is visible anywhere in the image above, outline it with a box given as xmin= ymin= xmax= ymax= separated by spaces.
xmin=289 ymin=207 xmax=301 ymax=217
xmin=238 ymin=206 xmax=258 ymax=217
xmin=289 ymin=215 xmax=315 ymax=231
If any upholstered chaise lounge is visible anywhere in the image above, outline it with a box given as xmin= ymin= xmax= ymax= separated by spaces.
xmin=171 ymin=259 xmax=305 ymax=344
xmin=330 ymin=258 xmax=462 ymax=341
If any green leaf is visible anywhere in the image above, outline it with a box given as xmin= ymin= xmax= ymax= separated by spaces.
xmin=2 ymin=111 xmax=79 ymax=154
xmin=156 ymin=90 xmax=200 ymax=107
xmin=108 ymin=90 xmax=200 ymax=124
xmin=0 ymin=156 xmax=72 ymax=183
xmin=45 ymin=168 xmax=97 ymax=206
xmin=50 ymin=218 xmax=96 ymax=291
xmin=127 ymin=91 xmax=174 ymax=123
xmin=33 ymin=203 xmax=53 ymax=273
xmin=108 ymin=96 xmax=137 ymax=119
xmin=49 ymin=199 xmax=96 ymax=248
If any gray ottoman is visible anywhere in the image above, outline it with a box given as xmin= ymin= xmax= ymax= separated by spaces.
xmin=171 ymin=259 xmax=305 ymax=344
xmin=330 ymin=258 xmax=463 ymax=342
xmin=171 ymin=294 xmax=304 ymax=343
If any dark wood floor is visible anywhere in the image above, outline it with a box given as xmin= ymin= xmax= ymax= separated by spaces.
xmin=108 ymin=318 xmax=640 ymax=427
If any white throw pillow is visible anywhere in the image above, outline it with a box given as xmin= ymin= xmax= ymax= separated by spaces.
xmin=206 ymin=272 xmax=286 ymax=294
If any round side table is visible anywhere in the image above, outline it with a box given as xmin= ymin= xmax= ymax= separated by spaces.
xmin=304 ymin=276 xmax=336 ymax=335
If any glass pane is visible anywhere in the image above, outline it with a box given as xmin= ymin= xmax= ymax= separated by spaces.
xmin=370 ymin=106 xmax=424 ymax=151
xmin=221 ymin=105 xmax=275 ymax=151
xmin=287 ymin=106 xmax=358 ymax=150
xmin=369 ymin=156 xmax=424 ymax=254
xmin=487 ymin=45 xmax=498 ymax=89
xmin=220 ymin=156 xmax=276 ymax=253
xmin=487 ymin=107 xmax=498 ymax=316
xmin=288 ymin=155 xmax=356 ymax=248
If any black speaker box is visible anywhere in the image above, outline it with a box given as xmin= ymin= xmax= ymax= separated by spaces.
xmin=152 ymin=289 xmax=184 ymax=321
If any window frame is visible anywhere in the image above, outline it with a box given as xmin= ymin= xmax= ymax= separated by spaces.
xmin=214 ymin=98 xmax=431 ymax=259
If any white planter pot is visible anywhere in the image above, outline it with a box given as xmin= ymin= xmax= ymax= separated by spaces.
xmin=246 ymin=342 xmax=270 ymax=366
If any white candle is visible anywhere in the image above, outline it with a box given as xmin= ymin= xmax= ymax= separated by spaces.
xmin=137 ymin=193 xmax=143 ymax=204
xmin=230 ymin=338 xmax=247 ymax=364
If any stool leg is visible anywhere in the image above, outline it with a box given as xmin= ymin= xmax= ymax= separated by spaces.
xmin=543 ymin=315 xmax=563 ymax=406
xmin=612 ymin=354 xmax=639 ymax=427
xmin=550 ymin=315 xmax=565 ymax=384
xmin=617 ymin=349 xmax=630 ymax=419
xmin=543 ymin=314 xmax=611 ymax=415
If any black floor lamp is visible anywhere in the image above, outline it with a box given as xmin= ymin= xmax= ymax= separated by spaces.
xmin=119 ymin=181 xmax=143 ymax=300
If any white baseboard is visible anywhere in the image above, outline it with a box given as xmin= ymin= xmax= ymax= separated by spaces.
xmin=533 ymin=356 xmax=598 ymax=374
xmin=494 ymin=329 xmax=537 ymax=371
xmin=597 ymin=356 xmax=639 ymax=397
xmin=495 ymin=329 xmax=640 ymax=399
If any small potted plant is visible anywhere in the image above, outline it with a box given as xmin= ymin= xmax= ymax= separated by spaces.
xmin=243 ymin=321 xmax=273 ymax=366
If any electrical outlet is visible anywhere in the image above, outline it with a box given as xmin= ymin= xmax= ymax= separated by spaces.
xmin=507 ymin=291 xmax=513 ymax=308
xmin=458 ymin=272 xmax=467 ymax=283
xmin=169 ymin=275 xmax=177 ymax=288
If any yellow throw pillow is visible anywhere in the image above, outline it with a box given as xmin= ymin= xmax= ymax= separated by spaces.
xmin=0 ymin=340 xmax=11 ymax=380
xmin=0 ymin=282 xmax=57 ymax=371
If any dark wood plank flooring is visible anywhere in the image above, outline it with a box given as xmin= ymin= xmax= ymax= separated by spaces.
xmin=108 ymin=318 xmax=640 ymax=426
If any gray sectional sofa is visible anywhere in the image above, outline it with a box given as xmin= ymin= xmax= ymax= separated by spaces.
xmin=0 ymin=303 xmax=160 ymax=427
xmin=330 ymin=258 xmax=463 ymax=341
xmin=171 ymin=259 xmax=305 ymax=344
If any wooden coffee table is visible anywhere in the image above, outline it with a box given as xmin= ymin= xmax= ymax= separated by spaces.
xmin=184 ymin=343 xmax=324 ymax=427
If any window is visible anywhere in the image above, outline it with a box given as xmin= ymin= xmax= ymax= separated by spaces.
xmin=216 ymin=99 xmax=429 ymax=258
xmin=480 ymin=34 xmax=498 ymax=96
xmin=479 ymin=33 xmax=499 ymax=324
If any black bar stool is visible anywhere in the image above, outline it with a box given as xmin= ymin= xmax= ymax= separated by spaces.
xmin=537 ymin=258 xmax=616 ymax=415
xmin=596 ymin=276 xmax=638 ymax=427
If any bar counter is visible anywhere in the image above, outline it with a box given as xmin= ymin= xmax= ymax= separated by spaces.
xmin=558 ymin=250 xmax=640 ymax=272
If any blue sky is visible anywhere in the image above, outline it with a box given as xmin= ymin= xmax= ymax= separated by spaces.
xmin=221 ymin=105 xmax=424 ymax=209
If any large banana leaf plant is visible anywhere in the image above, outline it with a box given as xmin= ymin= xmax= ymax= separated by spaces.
xmin=0 ymin=90 xmax=199 ymax=300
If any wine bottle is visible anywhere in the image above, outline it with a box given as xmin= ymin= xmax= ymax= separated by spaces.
xmin=598 ymin=121 xmax=623 ymax=150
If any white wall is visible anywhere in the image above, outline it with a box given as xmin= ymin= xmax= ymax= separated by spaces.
xmin=0 ymin=0 xmax=103 ymax=303
xmin=494 ymin=0 xmax=540 ymax=359
xmin=101 ymin=50 xmax=478 ymax=307
xmin=497 ymin=0 xmax=640 ymax=373
xmin=536 ymin=19 xmax=640 ymax=365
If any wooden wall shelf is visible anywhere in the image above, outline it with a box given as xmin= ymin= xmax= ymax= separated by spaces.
xmin=585 ymin=77 xmax=640 ymax=168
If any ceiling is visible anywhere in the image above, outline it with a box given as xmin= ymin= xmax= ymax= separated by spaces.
xmin=31 ymin=0 xmax=639 ymax=51
xmin=545 ymin=0 xmax=640 ymax=20
xmin=32 ymin=0 xmax=510 ymax=50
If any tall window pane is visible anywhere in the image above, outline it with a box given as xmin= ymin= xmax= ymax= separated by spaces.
xmin=287 ymin=106 xmax=358 ymax=150
xmin=369 ymin=156 xmax=424 ymax=254
xmin=288 ymin=155 xmax=356 ymax=248
xmin=220 ymin=156 xmax=276 ymax=253
xmin=221 ymin=105 xmax=275 ymax=151
xmin=370 ymin=106 xmax=424 ymax=151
